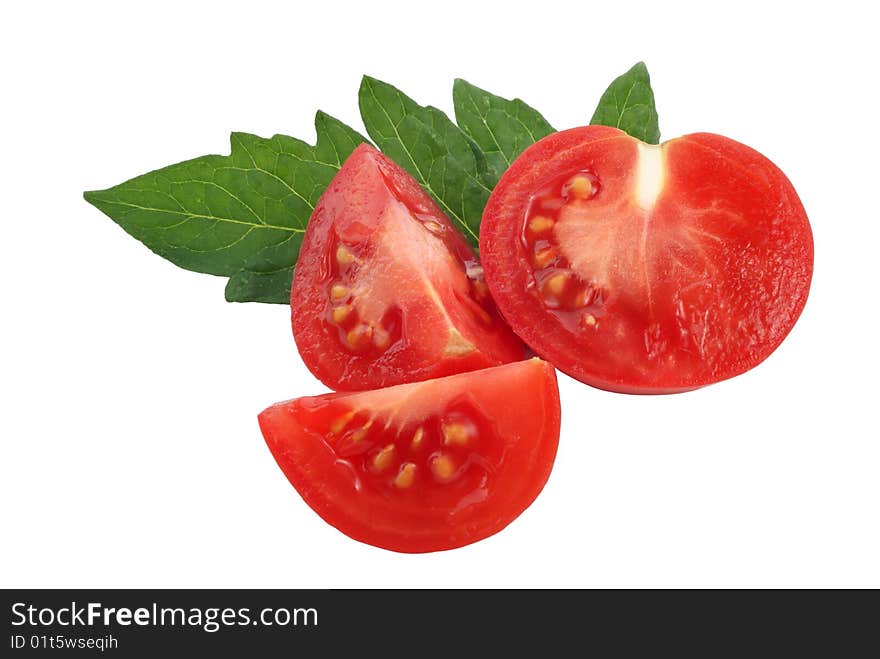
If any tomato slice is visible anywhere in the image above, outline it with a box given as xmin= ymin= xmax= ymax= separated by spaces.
xmin=258 ymin=358 xmax=560 ymax=553
xmin=291 ymin=143 xmax=523 ymax=391
xmin=481 ymin=126 xmax=814 ymax=393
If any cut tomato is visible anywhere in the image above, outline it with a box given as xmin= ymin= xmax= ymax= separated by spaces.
xmin=291 ymin=143 xmax=523 ymax=391
xmin=481 ymin=126 xmax=814 ymax=393
xmin=258 ymin=358 xmax=560 ymax=553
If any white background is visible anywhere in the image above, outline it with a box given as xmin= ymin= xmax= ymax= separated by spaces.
xmin=2 ymin=0 xmax=877 ymax=588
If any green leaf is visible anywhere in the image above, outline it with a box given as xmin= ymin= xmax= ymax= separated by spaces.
xmin=590 ymin=62 xmax=660 ymax=144
xmin=453 ymin=79 xmax=555 ymax=187
xmin=223 ymin=240 xmax=300 ymax=304
xmin=84 ymin=111 xmax=367 ymax=303
xmin=87 ymin=70 xmax=667 ymax=305
xmin=358 ymin=75 xmax=491 ymax=246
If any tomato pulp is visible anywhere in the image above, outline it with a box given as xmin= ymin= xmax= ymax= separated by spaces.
xmin=258 ymin=358 xmax=560 ymax=553
xmin=481 ymin=126 xmax=814 ymax=393
xmin=292 ymin=143 xmax=523 ymax=391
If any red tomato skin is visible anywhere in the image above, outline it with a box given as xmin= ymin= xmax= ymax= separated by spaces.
xmin=292 ymin=144 xmax=524 ymax=392
xmin=481 ymin=126 xmax=813 ymax=394
xmin=258 ymin=359 xmax=561 ymax=553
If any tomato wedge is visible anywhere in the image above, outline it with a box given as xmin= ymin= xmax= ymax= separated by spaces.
xmin=258 ymin=358 xmax=560 ymax=553
xmin=291 ymin=143 xmax=523 ymax=391
xmin=481 ymin=126 xmax=814 ymax=393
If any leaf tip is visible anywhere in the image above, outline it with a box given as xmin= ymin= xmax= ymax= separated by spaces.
xmin=453 ymin=78 xmax=481 ymax=100
xmin=312 ymin=110 xmax=332 ymax=135
xmin=313 ymin=109 xmax=344 ymax=131
xmin=229 ymin=131 xmax=259 ymax=156
xmin=630 ymin=61 xmax=651 ymax=80
xmin=223 ymin=278 xmax=240 ymax=303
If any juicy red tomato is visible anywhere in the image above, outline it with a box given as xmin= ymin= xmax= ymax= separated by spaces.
xmin=258 ymin=358 xmax=560 ymax=553
xmin=291 ymin=143 xmax=523 ymax=391
xmin=481 ymin=126 xmax=814 ymax=393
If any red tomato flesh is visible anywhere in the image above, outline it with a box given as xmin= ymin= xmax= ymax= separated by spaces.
xmin=481 ymin=126 xmax=814 ymax=393
xmin=258 ymin=358 xmax=560 ymax=553
xmin=292 ymin=143 xmax=523 ymax=391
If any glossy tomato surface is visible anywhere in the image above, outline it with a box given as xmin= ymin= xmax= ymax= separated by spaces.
xmin=292 ymin=143 xmax=523 ymax=391
xmin=259 ymin=358 xmax=560 ymax=553
xmin=481 ymin=126 xmax=814 ymax=393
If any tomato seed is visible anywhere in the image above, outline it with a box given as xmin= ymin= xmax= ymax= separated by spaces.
xmin=332 ymin=305 xmax=353 ymax=324
xmin=329 ymin=411 xmax=354 ymax=435
xmin=543 ymin=273 xmax=568 ymax=297
xmin=430 ymin=453 xmax=456 ymax=480
xmin=565 ymin=174 xmax=594 ymax=199
xmin=394 ymin=463 xmax=416 ymax=489
xmin=410 ymin=426 xmax=425 ymax=449
xmin=335 ymin=245 xmax=356 ymax=265
xmin=372 ymin=444 xmax=396 ymax=471
xmin=346 ymin=324 xmax=373 ymax=350
xmin=442 ymin=422 xmax=471 ymax=447
xmin=423 ymin=221 xmax=445 ymax=235
xmin=372 ymin=326 xmax=391 ymax=350
xmin=330 ymin=284 xmax=350 ymax=300
xmin=350 ymin=421 xmax=372 ymax=443
xmin=529 ymin=215 xmax=554 ymax=233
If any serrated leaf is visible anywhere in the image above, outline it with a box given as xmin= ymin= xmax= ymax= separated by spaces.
xmin=358 ymin=75 xmax=490 ymax=246
xmin=453 ymin=79 xmax=555 ymax=187
xmin=84 ymin=112 xmax=367 ymax=303
xmin=223 ymin=113 xmax=368 ymax=303
xmin=590 ymin=62 xmax=660 ymax=144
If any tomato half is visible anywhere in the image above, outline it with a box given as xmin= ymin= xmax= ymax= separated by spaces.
xmin=291 ymin=143 xmax=523 ymax=391
xmin=481 ymin=126 xmax=814 ymax=393
xmin=258 ymin=358 xmax=560 ymax=553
